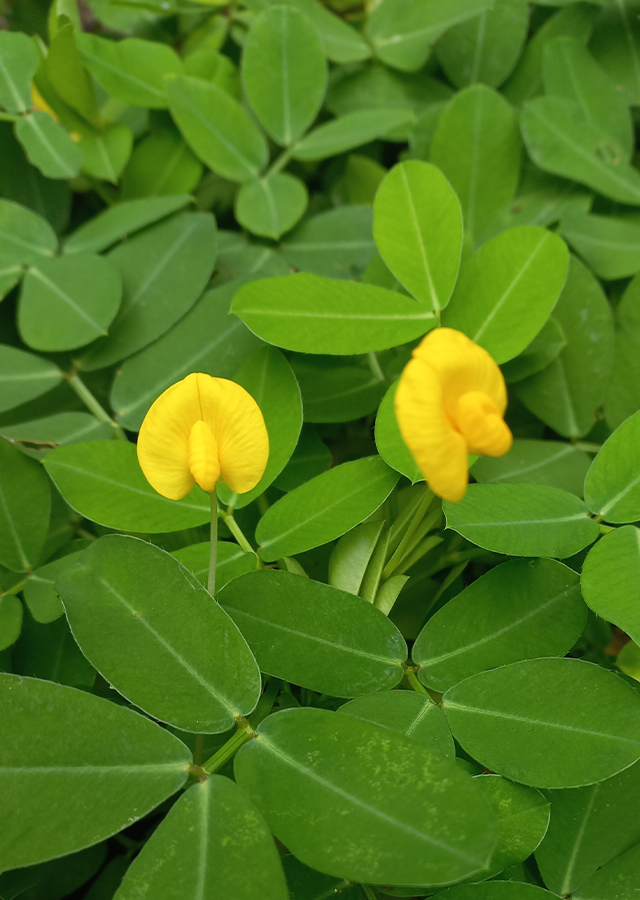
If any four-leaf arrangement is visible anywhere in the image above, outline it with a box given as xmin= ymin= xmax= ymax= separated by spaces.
xmin=1 ymin=1 xmax=640 ymax=899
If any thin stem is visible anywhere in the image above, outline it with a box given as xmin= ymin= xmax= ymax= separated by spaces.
xmin=383 ymin=497 xmax=439 ymax=580
xmin=404 ymin=667 xmax=429 ymax=695
xmin=573 ymin=441 xmax=602 ymax=453
xmin=193 ymin=733 xmax=204 ymax=767
xmin=65 ymin=373 xmax=126 ymax=439
xmin=0 ymin=112 xmax=20 ymax=122
xmin=202 ymin=720 xmax=255 ymax=775
xmin=208 ymin=490 xmax=218 ymax=597
xmin=387 ymin=486 xmax=433 ymax=557
xmin=367 ymin=352 xmax=385 ymax=382
xmin=267 ymin=146 xmax=293 ymax=177
xmin=599 ymin=523 xmax=615 ymax=535
xmin=219 ymin=505 xmax=257 ymax=556
xmin=360 ymin=884 xmax=378 ymax=899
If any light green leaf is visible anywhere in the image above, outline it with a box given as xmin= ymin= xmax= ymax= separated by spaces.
xmin=0 ymin=595 xmax=22 ymax=652
xmin=18 ymin=253 xmax=122 ymax=352
xmin=242 ymin=5 xmax=326 ymax=146
xmin=585 ymin=410 xmax=640 ymax=522
xmin=339 ymin=690 xmax=455 ymax=759
xmin=47 ymin=23 xmax=98 ymax=123
xmin=520 ymin=96 xmax=640 ymax=205
xmin=235 ymin=172 xmax=308 ymax=239
xmin=23 ymin=549 xmax=85 ymax=623
xmin=535 ymin=760 xmax=640 ymax=896
xmin=121 ymin=130 xmax=202 ymax=200
xmin=329 ymin=521 xmax=386 ymax=595
xmin=0 ymin=413 xmax=113 ymax=448
xmin=111 ymin=279 xmax=261 ymax=432
xmin=63 ymin=195 xmax=192 ymax=255
xmin=76 ymin=34 xmax=182 ymax=108
xmin=114 ymin=776 xmax=288 ymax=900
xmin=256 ymin=456 xmax=399 ymax=561
xmin=219 ymin=569 xmax=407 ymax=697
xmin=281 ymin=205 xmax=376 ymax=278
xmin=15 ymin=112 xmax=82 ymax=180
xmin=57 ymin=535 xmax=261 ymax=733
xmin=366 ymin=0 xmax=494 ymax=73
xmin=292 ymin=108 xmax=414 ymax=161
xmin=78 ymin=123 xmax=132 ymax=185
xmin=172 ymin=541 xmax=256 ymax=589
xmin=472 ymin=439 xmax=591 ymax=496
xmin=443 ymin=658 xmax=640 ymax=787
xmin=273 ymin=0 xmax=370 ymax=64
xmin=444 ymin=483 xmax=599 ymax=558
xmin=414 ymin=558 xmax=586 ymax=691
xmin=375 ymin=381 xmax=423 ymax=484
xmin=435 ymin=0 xmax=529 ymax=89
xmin=581 ymin=526 xmax=640 ymax=646
xmin=574 ymin=842 xmax=640 ymax=900
xmin=43 ymin=441 xmax=210 ymax=532
xmin=606 ymin=274 xmax=640 ymax=430
xmin=560 ymin=209 xmax=640 ymax=281
xmin=167 ymin=75 xmax=268 ymax=182
xmin=0 ymin=438 xmax=50 ymax=573
xmin=373 ymin=161 xmax=462 ymax=311
xmin=0 ymin=31 xmax=39 ymax=114
xmin=81 ymin=212 xmax=217 ymax=371
xmin=501 ymin=317 xmax=566 ymax=383
xmin=516 ymin=256 xmax=613 ymax=439
xmin=443 ymin=226 xmax=568 ymax=363
xmin=235 ymin=707 xmax=495 ymax=885
xmin=218 ymin=346 xmax=302 ymax=509
xmin=232 ymin=273 xmax=437 ymax=355
xmin=590 ymin=0 xmax=640 ymax=106
xmin=0 ymin=345 xmax=61 ymax=413
xmin=0 ymin=199 xmax=57 ymax=268
xmin=0 ymin=673 xmax=190 ymax=870
xmin=431 ymin=85 xmax=521 ymax=244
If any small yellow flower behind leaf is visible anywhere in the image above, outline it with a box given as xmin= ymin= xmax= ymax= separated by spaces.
xmin=395 ymin=328 xmax=512 ymax=503
xmin=137 ymin=372 xmax=269 ymax=499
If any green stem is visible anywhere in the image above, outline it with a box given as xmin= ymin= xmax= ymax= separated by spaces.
xmin=65 ymin=373 xmax=126 ymax=439
xmin=404 ymin=667 xmax=429 ymax=695
xmin=202 ymin=721 xmax=255 ymax=775
xmin=384 ymin=501 xmax=440 ymax=579
xmin=367 ymin=352 xmax=385 ymax=382
xmin=387 ymin=486 xmax=432 ymax=557
xmin=360 ymin=884 xmax=378 ymax=899
xmin=267 ymin=146 xmax=293 ymax=177
xmin=208 ymin=490 xmax=218 ymax=597
xmin=393 ymin=534 xmax=444 ymax=577
xmin=219 ymin=506 xmax=258 ymax=556
xmin=573 ymin=441 xmax=602 ymax=453
xmin=248 ymin=677 xmax=281 ymax=729
xmin=193 ymin=733 xmax=204 ymax=767
xmin=0 ymin=112 xmax=20 ymax=122
xmin=599 ymin=523 xmax=615 ymax=535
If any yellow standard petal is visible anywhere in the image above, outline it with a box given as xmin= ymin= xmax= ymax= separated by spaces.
xmin=395 ymin=328 xmax=512 ymax=503
xmin=137 ymin=372 xmax=269 ymax=500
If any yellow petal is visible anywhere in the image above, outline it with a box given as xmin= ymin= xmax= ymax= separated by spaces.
xmin=189 ymin=420 xmax=220 ymax=493
xmin=456 ymin=391 xmax=513 ymax=457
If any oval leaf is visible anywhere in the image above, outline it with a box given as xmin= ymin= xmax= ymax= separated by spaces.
xmin=584 ymin=410 xmax=640 ymax=523
xmin=581 ymin=525 xmax=640 ymax=647
xmin=0 ymin=438 xmax=50 ymax=573
xmin=0 ymin=344 xmax=61 ymax=413
xmin=15 ymin=112 xmax=82 ymax=180
xmin=235 ymin=172 xmax=308 ymax=240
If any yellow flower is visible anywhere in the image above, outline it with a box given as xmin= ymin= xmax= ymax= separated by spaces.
xmin=137 ymin=373 xmax=269 ymax=500
xmin=395 ymin=328 xmax=512 ymax=503
xmin=31 ymin=84 xmax=59 ymax=121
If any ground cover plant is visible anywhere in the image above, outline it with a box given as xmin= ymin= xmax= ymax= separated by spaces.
xmin=1 ymin=0 xmax=640 ymax=897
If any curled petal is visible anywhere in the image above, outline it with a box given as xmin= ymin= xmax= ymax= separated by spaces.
xmin=456 ymin=391 xmax=513 ymax=457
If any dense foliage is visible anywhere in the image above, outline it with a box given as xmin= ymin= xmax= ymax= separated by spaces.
xmin=1 ymin=0 xmax=640 ymax=898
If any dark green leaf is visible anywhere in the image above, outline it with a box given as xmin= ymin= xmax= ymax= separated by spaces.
xmin=23 ymin=548 xmax=85 ymax=623
xmin=560 ymin=209 xmax=640 ymax=281
xmin=0 ymin=438 xmax=50 ymax=573
xmin=472 ymin=439 xmax=591 ymax=496
xmin=501 ymin=317 xmax=566 ymax=383
xmin=281 ymin=205 xmax=376 ymax=278
xmin=573 ymin=841 xmax=640 ymax=900
xmin=172 ymin=541 xmax=256 ymax=589
xmin=290 ymin=356 xmax=386 ymax=424
xmin=0 ymin=345 xmax=61 ymax=414
xmin=606 ymin=274 xmax=640 ymax=430
xmin=292 ymin=109 xmax=414 ymax=161
xmin=0 ymin=596 xmax=22 ymax=652
xmin=590 ymin=0 xmax=640 ymax=105
xmin=121 ymin=130 xmax=202 ymax=199
xmin=0 ymin=198 xmax=57 ymax=267
xmin=0 ymin=413 xmax=113 ymax=448
xmin=13 ymin=612 xmax=95 ymax=688
xmin=0 ymin=31 xmax=39 ymax=114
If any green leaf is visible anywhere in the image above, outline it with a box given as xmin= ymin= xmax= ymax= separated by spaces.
xmin=559 ymin=209 xmax=640 ymax=281
xmin=501 ymin=317 xmax=566 ymax=383
xmin=516 ymin=256 xmax=614 ymax=439
xmin=76 ymin=34 xmax=182 ymax=108
xmin=114 ymin=776 xmax=288 ymax=900
xmin=0 ymin=595 xmax=22 ymax=652
xmin=43 ymin=440 xmax=210 ymax=532
xmin=47 ymin=23 xmax=99 ymax=124
xmin=235 ymin=173 xmax=308 ymax=239
xmin=273 ymin=424 xmax=331 ymax=492
xmin=443 ymin=226 xmax=568 ymax=363
xmin=13 ymin=612 xmax=96 ymax=688
xmin=0 ymin=845 xmax=106 ymax=900
xmin=543 ymin=37 xmax=633 ymax=159
xmin=218 ymin=346 xmax=302 ymax=509
xmin=121 ymin=130 xmax=202 ymax=200
xmin=535 ymin=760 xmax=640 ymax=896
xmin=111 ymin=279 xmax=261 ymax=432
xmin=520 ymin=96 xmax=640 ymax=205
xmin=272 ymin=0 xmax=370 ymax=64
xmin=0 ymin=31 xmax=39 ymax=114
xmin=255 ymin=456 xmax=399 ymax=561
xmin=172 ymin=541 xmax=256 ymax=590
xmin=581 ymin=526 xmax=640 ymax=647
xmin=81 ymin=212 xmax=217 ymax=371
xmin=431 ymin=84 xmax=521 ymax=244
xmin=236 ymin=706 xmax=495 ymax=884
xmin=590 ymin=0 xmax=640 ymax=106
xmin=0 ymin=198 xmax=57 ymax=268
xmin=232 ymin=273 xmax=437 ymax=355
xmin=18 ymin=253 xmax=122 ymax=352
xmin=218 ymin=570 xmax=406 ymax=697
xmin=414 ymin=558 xmax=586 ymax=692
xmin=292 ymin=108 xmax=415 ymax=161
xmin=585 ymin=411 xmax=640 ymax=522
xmin=435 ymin=0 xmax=529 ymax=89
xmin=375 ymin=381 xmax=423 ymax=484
xmin=443 ymin=483 xmax=600 ymax=558
xmin=78 ymin=123 xmax=133 ymax=185
xmin=606 ymin=274 xmax=640 ymax=430
xmin=373 ymin=160 xmax=462 ymax=311
xmin=472 ymin=439 xmax=591 ymax=497
xmin=15 ymin=112 xmax=83 ymax=180
xmin=167 ymin=75 xmax=268 ymax=183
xmin=283 ymin=856 xmax=360 ymax=900
xmin=0 ymin=673 xmax=190 ymax=870
xmin=0 ymin=345 xmax=61 ymax=413
xmin=443 ymin=658 xmax=640 ymax=788
xmin=280 ymin=204 xmax=375 ymax=279
xmin=0 ymin=438 xmax=50 ymax=573
xmin=242 ymin=5 xmax=326 ymax=146
xmin=366 ymin=0 xmax=494 ymax=72
xmin=428 ymin=886 xmax=554 ymax=899
xmin=0 ymin=413 xmax=113 ymax=448
xmin=290 ymin=356 xmax=386 ymax=423
xmin=57 ymin=535 xmax=260 ymax=733
xmin=339 ymin=690 xmax=455 ymax=759
xmin=63 ymin=195 xmax=192 ymax=255
xmin=23 ymin=548 xmax=84 ymax=623
xmin=573 ymin=842 xmax=640 ymax=900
